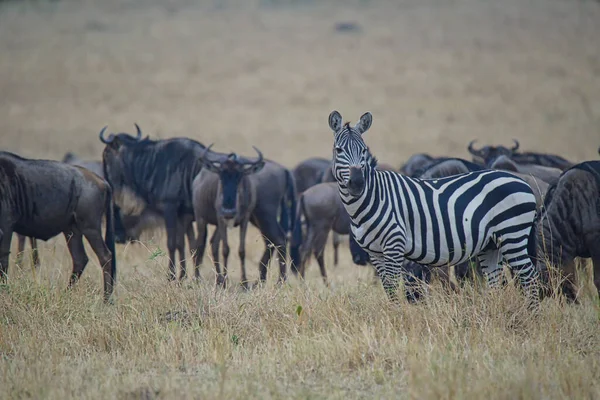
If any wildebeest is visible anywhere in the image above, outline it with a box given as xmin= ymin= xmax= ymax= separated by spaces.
xmin=192 ymin=146 xmax=265 ymax=287
xmin=292 ymin=157 xmax=331 ymax=195
xmin=0 ymin=151 xmax=116 ymax=302
xmin=293 ymin=182 xmax=370 ymax=285
xmin=193 ymin=153 xmax=297 ymax=286
xmin=468 ymin=139 xmax=573 ymax=170
xmin=534 ymin=161 xmax=600 ymax=302
xmin=99 ymin=124 xmax=202 ymax=281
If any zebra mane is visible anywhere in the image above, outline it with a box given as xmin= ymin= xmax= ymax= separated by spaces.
xmin=343 ymin=122 xmax=351 ymax=129
xmin=367 ymin=147 xmax=378 ymax=169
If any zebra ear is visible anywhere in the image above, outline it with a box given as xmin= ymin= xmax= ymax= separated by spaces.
xmin=328 ymin=111 xmax=343 ymax=133
xmin=355 ymin=112 xmax=372 ymax=135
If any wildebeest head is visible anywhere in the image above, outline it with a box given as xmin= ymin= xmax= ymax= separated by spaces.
xmin=98 ymin=123 xmax=148 ymax=216
xmin=200 ymin=145 xmax=265 ymax=224
xmin=467 ymin=139 xmax=520 ymax=167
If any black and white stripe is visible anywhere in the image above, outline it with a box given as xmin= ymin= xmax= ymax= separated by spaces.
xmin=328 ymin=111 xmax=540 ymax=305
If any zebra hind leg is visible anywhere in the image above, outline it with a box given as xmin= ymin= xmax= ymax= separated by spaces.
xmin=502 ymin=250 xmax=541 ymax=311
xmin=477 ymin=249 xmax=504 ymax=290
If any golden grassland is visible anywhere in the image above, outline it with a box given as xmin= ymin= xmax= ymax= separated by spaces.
xmin=1 ymin=0 xmax=600 ymax=398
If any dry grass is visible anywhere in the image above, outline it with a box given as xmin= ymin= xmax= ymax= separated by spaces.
xmin=1 ymin=0 xmax=600 ymax=398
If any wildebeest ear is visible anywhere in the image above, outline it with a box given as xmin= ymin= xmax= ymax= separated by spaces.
xmin=329 ymin=111 xmax=343 ymax=133
xmin=243 ymin=160 xmax=265 ymax=175
xmin=355 ymin=112 xmax=372 ymax=135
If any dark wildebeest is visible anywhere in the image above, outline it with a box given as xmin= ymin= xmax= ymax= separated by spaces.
xmin=192 ymin=146 xmax=265 ymax=287
xmin=534 ymin=161 xmax=600 ymax=302
xmin=193 ymin=153 xmax=298 ymax=286
xmin=468 ymin=139 xmax=573 ymax=170
xmin=99 ymin=124 xmax=201 ymax=281
xmin=0 ymin=151 xmax=116 ymax=302
xmin=490 ymin=155 xmax=561 ymax=186
xmin=292 ymin=157 xmax=331 ymax=195
xmin=293 ymin=182 xmax=370 ymax=285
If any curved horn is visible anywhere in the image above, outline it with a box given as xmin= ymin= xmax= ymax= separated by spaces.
xmin=511 ymin=139 xmax=520 ymax=152
xmin=467 ymin=140 xmax=482 ymax=156
xmin=134 ymin=123 xmax=142 ymax=140
xmin=201 ymin=143 xmax=214 ymax=160
xmin=99 ymin=125 xmax=114 ymax=144
xmin=252 ymin=146 xmax=264 ymax=164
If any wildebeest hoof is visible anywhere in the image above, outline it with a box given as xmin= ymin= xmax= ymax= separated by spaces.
xmin=216 ymin=275 xmax=227 ymax=288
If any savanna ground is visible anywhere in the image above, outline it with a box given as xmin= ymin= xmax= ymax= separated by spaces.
xmin=1 ymin=0 xmax=600 ymax=398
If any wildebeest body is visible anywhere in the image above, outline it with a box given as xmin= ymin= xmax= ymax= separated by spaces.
xmin=535 ymin=161 xmax=600 ymax=301
xmin=0 ymin=151 xmax=116 ymax=301
xmin=292 ymin=157 xmax=331 ymax=195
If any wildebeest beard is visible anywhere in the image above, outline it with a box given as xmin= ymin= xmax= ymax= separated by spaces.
xmin=113 ymin=185 xmax=147 ymax=217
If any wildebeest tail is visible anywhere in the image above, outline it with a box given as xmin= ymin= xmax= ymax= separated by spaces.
xmin=104 ymin=185 xmax=117 ymax=289
xmin=290 ymin=193 xmax=306 ymax=275
xmin=281 ymin=169 xmax=302 ymax=273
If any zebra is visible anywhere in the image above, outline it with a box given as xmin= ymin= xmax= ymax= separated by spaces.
xmin=327 ymin=110 xmax=541 ymax=307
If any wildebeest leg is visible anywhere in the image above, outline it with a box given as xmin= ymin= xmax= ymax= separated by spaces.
xmin=176 ymin=217 xmax=191 ymax=281
xmin=80 ymin=224 xmax=115 ymax=302
xmin=332 ymin=232 xmax=340 ymax=267
xmin=30 ymin=238 xmax=40 ymax=271
xmin=432 ymin=264 xmax=456 ymax=292
xmin=164 ymin=205 xmax=179 ymax=281
xmin=259 ymin=220 xmax=288 ymax=284
xmin=15 ymin=234 xmax=26 ymax=267
xmin=0 ymin=228 xmax=13 ymax=281
xmin=210 ymin=226 xmax=224 ymax=287
xmin=586 ymin=232 xmax=600 ymax=299
xmin=558 ymin=258 xmax=579 ymax=302
xmin=238 ymin=219 xmax=250 ymax=289
xmin=298 ymin=220 xmax=315 ymax=279
xmin=258 ymin=239 xmax=272 ymax=283
xmin=64 ymin=231 xmax=89 ymax=288
xmin=193 ymin=220 xmax=208 ymax=280
xmin=218 ymin=221 xmax=230 ymax=288
xmin=311 ymin=228 xmax=330 ymax=286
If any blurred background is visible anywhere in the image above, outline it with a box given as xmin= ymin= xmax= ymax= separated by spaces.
xmin=1 ymin=0 xmax=599 ymax=169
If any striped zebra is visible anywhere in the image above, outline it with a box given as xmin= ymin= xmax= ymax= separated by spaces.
xmin=328 ymin=110 xmax=541 ymax=307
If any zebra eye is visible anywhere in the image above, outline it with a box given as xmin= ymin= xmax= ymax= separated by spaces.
xmin=335 ymin=147 xmax=343 ymax=155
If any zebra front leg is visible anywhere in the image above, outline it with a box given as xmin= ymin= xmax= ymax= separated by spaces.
xmin=372 ymin=252 xmax=414 ymax=304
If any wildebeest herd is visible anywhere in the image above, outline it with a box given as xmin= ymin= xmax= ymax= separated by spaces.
xmin=1 ymin=111 xmax=599 ymax=309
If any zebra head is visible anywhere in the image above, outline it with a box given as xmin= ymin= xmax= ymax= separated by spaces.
xmin=328 ymin=110 xmax=374 ymax=197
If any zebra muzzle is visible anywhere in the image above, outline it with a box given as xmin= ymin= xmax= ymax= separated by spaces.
xmin=347 ymin=167 xmax=365 ymax=195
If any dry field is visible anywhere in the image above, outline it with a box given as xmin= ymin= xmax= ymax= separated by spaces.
xmin=1 ymin=0 xmax=600 ymax=398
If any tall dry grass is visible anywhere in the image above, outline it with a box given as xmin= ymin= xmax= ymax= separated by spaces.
xmin=1 ymin=233 xmax=599 ymax=400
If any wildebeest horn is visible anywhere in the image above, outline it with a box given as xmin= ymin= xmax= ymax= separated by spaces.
xmin=467 ymin=140 xmax=482 ymax=156
xmin=99 ymin=125 xmax=114 ymax=144
xmin=252 ymin=146 xmax=264 ymax=164
xmin=511 ymin=139 xmax=520 ymax=152
xmin=134 ymin=123 xmax=142 ymax=140
xmin=201 ymin=143 xmax=214 ymax=160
